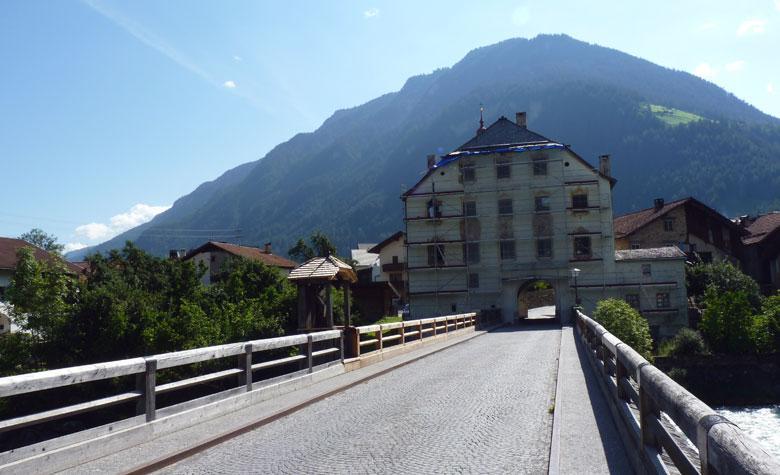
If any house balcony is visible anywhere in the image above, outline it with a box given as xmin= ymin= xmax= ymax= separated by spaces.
xmin=382 ymin=262 xmax=405 ymax=272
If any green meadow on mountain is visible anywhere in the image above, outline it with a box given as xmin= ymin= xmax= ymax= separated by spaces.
xmin=68 ymin=34 xmax=780 ymax=259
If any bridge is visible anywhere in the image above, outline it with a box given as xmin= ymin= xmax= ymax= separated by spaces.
xmin=0 ymin=311 xmax=778 ymax=474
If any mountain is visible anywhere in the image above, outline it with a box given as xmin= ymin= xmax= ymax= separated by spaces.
xmin=68 ymin=34 xmax=780 ymax=260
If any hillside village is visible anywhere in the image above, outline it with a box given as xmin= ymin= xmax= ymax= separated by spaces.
xmin=2 ymin=112 xmax=778 ymax=346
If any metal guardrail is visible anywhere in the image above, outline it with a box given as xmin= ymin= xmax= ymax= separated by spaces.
xmin=0 ymin=330 xmax=342 ymax=446
xmin=575 ymin=309 xmax=780 ymax=475
xmin=345 ymin=313 xmax=477 ymax=358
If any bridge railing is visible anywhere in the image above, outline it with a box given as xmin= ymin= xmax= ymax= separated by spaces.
xmin=345 ymin=313 xmax=477 ymax=358
xmin=0 ymin=329 xmax=342 ymax=452
xmin=575 ymin=309 xmax=780 ymax=475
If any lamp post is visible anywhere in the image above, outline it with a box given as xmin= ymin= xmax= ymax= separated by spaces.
xmin=570 ymin=268 xmax=581 ymax=306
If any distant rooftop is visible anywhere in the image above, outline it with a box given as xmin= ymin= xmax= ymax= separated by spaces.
xmin=742 ymin=212 xmax=780 ymax=245
xmin=456 ymin=115 xmax=551 ymax=151
xmin=288 ymin=255 xmax=357 ymax=283
xmin=185 ymin=241 xmax=297 ymax=269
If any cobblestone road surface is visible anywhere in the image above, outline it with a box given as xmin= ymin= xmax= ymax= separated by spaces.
xmin=163 ymin=326 xmax=561 ymax=474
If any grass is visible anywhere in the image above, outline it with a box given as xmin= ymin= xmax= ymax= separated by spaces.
xmin=646 ymin=104 xmax=705 ymax=126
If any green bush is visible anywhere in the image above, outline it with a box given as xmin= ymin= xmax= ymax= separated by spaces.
xmin=751 ymin=293 xmax=780 ymax=354
xmin=699 ymin=290 xmax=756 ymax=354
xmin=593 ymin=299 xmax=654 ymax=360
xmin=687 ymin=261 xmax=762 ymax=311
xmin=659 ymin=328 xmax=707 ymax=357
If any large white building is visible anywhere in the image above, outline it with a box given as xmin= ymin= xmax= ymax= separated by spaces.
xmin=402 ymin=112 xmax=687 ymax=339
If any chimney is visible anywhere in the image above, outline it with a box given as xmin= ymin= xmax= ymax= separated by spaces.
xmin=515 ymin=111 xmax=527 ymax=128
xmin=263 ymin=242 xmax=272 ymax=254
xmin=654 ymin=198 xmax=665 ymax=211
xmin=599 ymin=154 xmax=611 ymax=177
xmin=427 ymin=154 xmax=436 ymax=169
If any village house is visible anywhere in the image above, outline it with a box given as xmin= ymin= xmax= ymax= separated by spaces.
xmin=614 ymin=197 xmax=742 ymax=264
xmin=183 ymin=241 xmax=297 ymax=285
xmin=739 ymin=212 xmax=780 ymax=294
xmin=401 ymin=112 xmax=688 ymax=339
xmin=349 ymin=233 xmax=408 ymax=321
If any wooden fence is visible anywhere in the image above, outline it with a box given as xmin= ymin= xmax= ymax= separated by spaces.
xmin=575 ymin=309 xmax=780 ymax=475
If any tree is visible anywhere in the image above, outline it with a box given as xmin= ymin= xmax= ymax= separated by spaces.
xmin=752 ymin=293 xmax=780 ymax=354
xmin=699 ymin=290 xmax=756 ymax=354
xmin=288 ymin=231 xmax=338 ymax=262
xmin=593 ymin=299 xmax=654 ymax=360
xmin=659 ymin=328 xmax=707 ymax=358
xmin=18 ymin=228 xmax=64 ymax=254
xmin=687 ymin=261 xmax=762 ymax=312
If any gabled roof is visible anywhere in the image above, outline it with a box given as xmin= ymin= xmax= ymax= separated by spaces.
xmin=615 ymin=247 xmax=687 ymax=261
xmin=457 ymin=116 xmax=551 ymax=150
xmin=367 ymin=231 xmax=404 ymax=254
xmin=743 ymin=212 xmax=780 ymax=245
xmin=613 ymin=197 xmax=740 ymax=239
xmin=0 ymin=237 xmax=83 ymax=274
xmin=185 ymin=241 xmax=297 ymax=269
xmin=350 ymin=247 xmax=378 ymax=268
xmin=288 ymin=255 xmax=357 ymax=283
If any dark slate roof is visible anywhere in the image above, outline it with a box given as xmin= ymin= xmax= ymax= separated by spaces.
xmin=743 ymin=212 xmax=780 ymax=245
xmin=614 ymin=247 xmax=687 ymax=261
xmin=457 ymin=116 xmax=551 ymax=151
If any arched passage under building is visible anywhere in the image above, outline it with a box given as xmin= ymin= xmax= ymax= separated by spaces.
xmin=516 ymin=279 xmax=558 ymax=323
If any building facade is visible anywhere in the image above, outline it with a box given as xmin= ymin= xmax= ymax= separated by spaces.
xmin=402 ymin=112 xmax=688 ymax=337
xmin=614 ymin=197 xmax=742 ymax=264
xmin=739 ymin=213 xmax=780 ymax=294
xmin=184 ymin=241 xmax=297 ymax=285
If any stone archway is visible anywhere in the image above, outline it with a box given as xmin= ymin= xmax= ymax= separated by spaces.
xmin=516 ymin=279 xmax=557 ymax=322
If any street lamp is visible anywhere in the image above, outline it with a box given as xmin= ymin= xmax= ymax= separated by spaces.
xmin=570 ymin=268 xmax=581 ymax=306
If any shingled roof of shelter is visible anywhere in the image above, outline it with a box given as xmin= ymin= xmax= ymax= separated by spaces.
xmin=0 ymin=237 xmax=83 ymax=274
xmin=185 ymin=241 xmax=297 ymax=269
xmin=615 ymin=247 xmax=687 ymax=261
xmin=743 ymin=212 xmax=780 ymax=245
xmin=288 ymin=255 xmax=357 ymax=283
xmin=457 ymin=116 xmax=551 ymax=150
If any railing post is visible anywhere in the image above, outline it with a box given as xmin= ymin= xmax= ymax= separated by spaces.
xmin=377 ymin=326 xmax=384 ymax=351
xmin=419 ymin=321 xmax=424 ymax=340
xmin=238 ymin=343 xmax=253 ymax=391
xmin=400 ymin=323 xmax=406 ymax=344
xmin=444 ymin=318 xmax=448 ymax=334
xmin=137 ymin=358 xmax=156 ymax=422
xmin=640 ymin=382 xmax=661 ymax=451
xmin=433 ymin=319 xmax=437 ymax=336
xmin=616 ymin=350 xmax=628 ymax=402
xmin=339 ymin=330 xmax=345 ymax=363
xmin=307 ymin=334 xmax=313 ymax=373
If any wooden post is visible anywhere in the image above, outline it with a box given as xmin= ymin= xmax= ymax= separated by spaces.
xmin=616 ymin=354 xmax=628 ymax=402
xmin=377 ymin=326 xmax=384 ymax=351
xmin=140 ymin=359 xmax=156 ymax=422
xmin=297 ymin=285 xmax=308 ymax=331
xmin=307 ymin=334 xmax=314 ymax=373
xmin=432 ymin=319 xmax=437 ymax=336
xmin=400 ymin=324 xmax=406 ymax=344
xmin=419 ymin=321 xmax=423 ymax=340
xmin=343 ymin=284 xmax=351 ymax=327
xmin=339 ymin=330 xmax=345 ymax=363
xmin=344 ymin=326 xmax=360 ymax=358
xmin=640 ymin=384 xmax=661 ymax=450
xmin=325 ymin=283 xmax=334 ymax=328
xmin=239 ymin=343 xmax=253 ymax=391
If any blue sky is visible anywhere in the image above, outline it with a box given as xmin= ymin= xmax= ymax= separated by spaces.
xmin=1 ymin=1 xmax=779 ymax=252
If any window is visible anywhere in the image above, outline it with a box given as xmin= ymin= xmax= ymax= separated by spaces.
xmin=630 ymin=242 xmax=641 ymax=250
xmin=463 ymin=200 xmax=477 ymax=217
xmin=642 ymin=264 xmax=652 ymax=276
xmin=451 ymin=303 xmax=457 ymax=313
xmin=533 ymin=156 xmax=548 ymax=176
xmin=427 ymin=244 xmax=445 ymax=266
xmin=392 ymin=256 xmax=399 ymax=264
xmin=0 ymin=324 xmax=4 ymax=331
xmin=573 ymin=236 xmax=592 ymax=259
xmin=535 ymin=196 xmax=550 ymax=212
xmin=496 ymin=161 xmax=511 ymax=179
xmin=663 ymin=217 xmax=675 ymax=231
xmin=427 ymin=199 xmax=442 ymax=218
xmin=625 ymin=294 xmax=640 ymax=309
xmin=536 ymin=238 xmax=553 ymax=258
xmin=461 ymin=162 xmax=476 ymax=183
xmin=500 ymin=240 xmax=516 ymax=260
xmin=656 ymin=292 xmax=671 ymax=308
xmin=498 ymin=198 xmax=513 ymax=215
xmin=468 ymin=273 xmax=480 ymax=289
xmin=572 ymin=193 xmax=588 ymax=209
xmin=464 ymin=242 xmax=480 ymax=264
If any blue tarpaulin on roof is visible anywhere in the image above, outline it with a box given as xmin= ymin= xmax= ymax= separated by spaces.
xmin=433 ymin=143 xmax=565 ymax=169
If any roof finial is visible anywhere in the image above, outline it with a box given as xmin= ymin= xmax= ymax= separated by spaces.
xmin=476 ymin=104 xmax=486 ymax=135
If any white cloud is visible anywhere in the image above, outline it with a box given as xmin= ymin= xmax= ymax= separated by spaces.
xmin=693 ymin=63 xmax=717 ymax=80
xmin=725 ymin=60 xmax=746 ymax=72
xmin=364 ymin=8 xmax=379 ymax=18
xmin=769 ymin=83 xmax=776 ymax=95
xmin=63 ymin=242 xmax=89 ymax=253
xmin=223 ymin=80 xmax=237 ymax=89
xmin=736 ymin=19 xmax=767 ymax=36
xmin=232 ymin=55 xmax=242 ymax=62
xmin=74 ymin=203 xmax=171 ymax=243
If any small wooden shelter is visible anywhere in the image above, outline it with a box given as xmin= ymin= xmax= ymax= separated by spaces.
xmin=288 ymin=255 xmax=357 ymax=331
